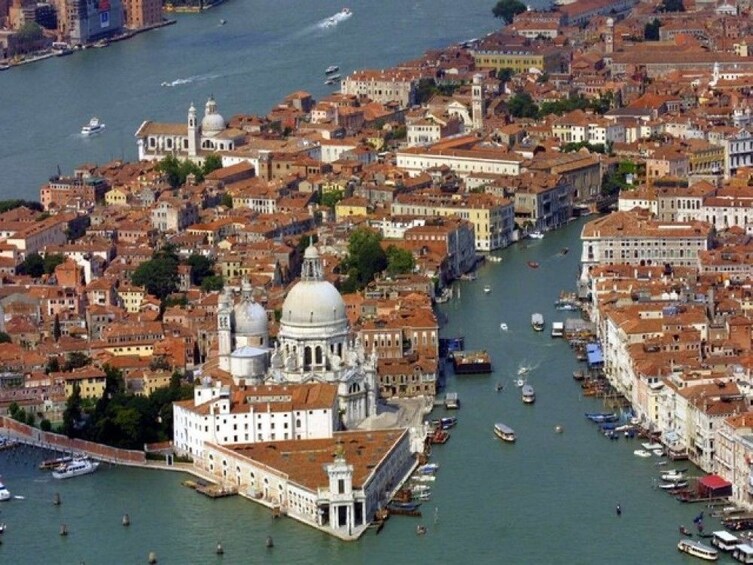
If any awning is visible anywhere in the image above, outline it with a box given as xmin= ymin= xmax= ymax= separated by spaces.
xmin=586 ymin=343 xmax=603 ymax=367
xmin=699 ymin=475 xmax=732 ymax=490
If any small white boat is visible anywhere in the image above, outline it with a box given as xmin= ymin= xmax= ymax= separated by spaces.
xmin=500 ymin=323 xmax=508 ymax=331
xmin=487 ymin=256 xmax=503 ymax=263
xmin=324 ymin=78 xmax=336 ymax=85
xmin=642 ymin=442 xmax=662 ymax=451
xmin=494 ymin=422 xmax=516 ymax=443
xmin=522 ymin=384 xmax=535 ymax=404
xmin=515 ymin=378 xmax=526 ymax=387
xmin=677 ymin=539 xmax=718 ymax=561
xmin=517 ymin=366 xmax=530 ymax=376
xmin=417 ymin=463 xmax=439 ymax=474
xmin=219 ymin=18 xmax=226 ymax=25
xmin=52 ymin=458 xmax=99 ymax=479
xmin=483 ymin=286 xmax=491 ymax=294
xmin=634 ymin=449 xmax=652 ymax=458
xmin=528 ymin=231 xmax=544 ymax=239
xmin=531 ymin=313 xmax=544 ymax=332
xmin=661 ymin=469 xmax=686 ymax=482
xmin=325 ymin=65 xmax=339 ymax=74
xmin=658 ymin=480 xmax=688 ymax=490
xmin=81 ymin=117 xmax=105 ymax=135
xmin=410 ymin=484 xmax=431 ymax=494
xmin=0 ymin=478 xmax=10 ymax=501
xmin=411 ymin=474 xmax=436 ymax=483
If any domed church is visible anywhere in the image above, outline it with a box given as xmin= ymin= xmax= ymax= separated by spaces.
xmin=217 ymin=245 xmax=377 ymax=428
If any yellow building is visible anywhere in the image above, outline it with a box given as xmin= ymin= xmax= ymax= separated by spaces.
xmin=117 ymin=284 xmax=146 ymax=313
xmin=472 ymin=47 xmax=561 ymax=74
xmin=105 ymin=187 xmax=129 ymax=206
xmin=59 ymin=367 xmax=107 ymax=400
xmin=335 ymin=196 xmax=370 ymax=222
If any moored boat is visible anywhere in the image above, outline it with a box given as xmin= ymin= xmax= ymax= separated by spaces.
xmin=452 ymin=350 xmax=492 ymax=374
xmin=677 ymin=538 xmax=718 ymax=561
xmin=522 ymin=384 xmax=535 ymax=404
xmin=710 ymin=530 xmax=740 ymax=552
xmin=52 ymin=458 xmax=99 ymax=479
xmin=527 ymin=261 xmax=540 ymax=269
xmin=634 ymin=449 xmax=652 ymax=458
xmin=387 ymin=501 xmax=421 ymax=512
xmin=0 ymin=478 xmax=10 ymax=501
xmin=659 ymin=480 xmax=688 ymax=490
xmin=416 ymin=463 xmax=439 ymax=475
xmin=444 ymin=392 xmax=459 ymax=409
xmin=40 ymin=456 xmax=74 ymax=470
xmin=661 ymin=469 xmax=687 ymax=482
xmin=732 ymin=543 xmax=753 ymax=563
xmin=528 ymin=230 xmax=544 ymax=239
xmin=325 ymin=65 xmax=339 ymax=74
xmin=493 ymin=422 xmax=516 ymax=442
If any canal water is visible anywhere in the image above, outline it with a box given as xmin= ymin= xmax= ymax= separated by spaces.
xmin=0 ymin=0 xmax=527 ymax=199
xmin=0 ymin=219 xmax=733 ymax=563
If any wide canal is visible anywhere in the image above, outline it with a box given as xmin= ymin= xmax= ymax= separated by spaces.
xmin=0 ymin=219 xmax=732 ymax=563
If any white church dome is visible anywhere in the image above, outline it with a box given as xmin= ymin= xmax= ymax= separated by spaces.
xmin=234 ymin=300 xmax=268 ymax=336
xmin=201 ymin=96 xmax=226 ymax=136
xmin=280 ymin=246 xmax=347 ymax=329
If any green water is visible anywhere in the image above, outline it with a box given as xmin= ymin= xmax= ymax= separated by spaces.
xmin=0 ymin=219 xmax=732 ymax=563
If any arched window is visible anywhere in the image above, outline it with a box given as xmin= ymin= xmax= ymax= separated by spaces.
xmin=304 ymin=347 xmax=312 ymax=370
xmin=315 ymin=346 xmax=323 ymax=364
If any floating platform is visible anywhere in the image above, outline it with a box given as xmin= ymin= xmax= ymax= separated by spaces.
xmin=195 ymin=483 xmax=238 ymax=498
xmin=451 ymin=351 xmax=492 ymax=374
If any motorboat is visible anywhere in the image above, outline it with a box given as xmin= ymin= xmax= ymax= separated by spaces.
xmin=81 ymin=117 xmax=105 ymax=135
xmin=677 ymin=539 xmax=718 ymax=561
xmin=325 ymin=65 xmax=339 ymax=74
xmin=483 ymin=286 xmax=491 ymax=294
xmin=324 ymin=78 xmax=336 ymax=85
xmin=387 ymin=501 xmax=421 ymax=512
xmin=432 ymin=417 xmax=457 ymax=430
xmin=634 ymin=449 xmax=652 ymax=458
xmin=527 ymin=261 xmax=540 ymax=269
xmin=531 ymin=313 xmax=544 ymax=332
xmin=710 ymin=530 xmax=740 ymax=552
xmin=410 ymin=484 xmax=431 ymax=494
xmin=661 ymin=469 xmax=687 ymax=482
xmin=528 ymin=231 xmax=544 ymax=239
xmin=500 ymin=323 xmax=508 ymax=331
xmin=515 ymin=378 xmax=526 ymax=387
xmin=329 ymin=74 xmax=342 ymax=81
xmin=517 ymin=366 xmax=530 ymax=376
xmin=0 ymin=478 xmax=10 ymax=501
xmin=585 ymin=413 xmax=618 ymax=423
xmin=493 ymin=422 xmax=516 ymax=443
xmin=52 ymin=458 xmax=99 ymax=479
xmin=411 ymin=475 xmax=435 ymax=483
xmin=487 ymin=256 xmax=503 ymax=263
xmin=522 ymin=384 xmax=535 ymax=404
xmin=417 ymin=463 xmax=439 ymax=474
xmin=659 ymin=480 xmax=688 ymax=490
xmin=39 ymin=456 xmax=74 ymax=470
xmin=642 ymin=442 xmax=663 ymax=451
xmin=219 ymin=18 xmax=226 ymax=25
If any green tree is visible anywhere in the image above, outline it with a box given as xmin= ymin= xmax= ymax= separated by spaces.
xmin=132 ymin=246 xmax=180 ymax=301
xmin=320 ymin=189 xmax=344 ymax=209
xmin=201 ymin=275 xmax=224 ymax=292
xmin=386 ymin=246 xmax=415 ymax=275
xmin=156 ymin=156 xmax=205 ymax=188
xmin=220 ymin=192 xmax=233 ymax=208
xmin=62 ymin=382 xmax=83 ymax=437
xmin=40 ymin=419 xmax=52 ymax=432
xmin=185 ymin=254 xmax=215 ymax=286
xmin=16 ymin=21 xmax=43 ymax=42
xmin=341 ymin=228 xmax=387 ymax=292
xmin=18 ymin=252 xmax=45 ymax=278
xmin=46 ymin=357 xmax=61 ymax=373
xmin=63 ymin=351 xmax=91 ymax=371
xmin=492 ymin=0 xmax=526 ymax=22
xmin=495 ymin=68 xmax=514 ymax=83
xmin=507 ymin=93 xmax=539 ymax=119
xmin=8 ymin=402 xmax=19 ymax=419
xmin=536 ymin=72 xmax=550 ymax=84
xmin=44 ymin=254 xmax=65 ymax=275
xmin=25 ymin=411 xmax=35 ymax=427
xmin=202 ymin=154 xmax=223 ymax=177
xmin=644 ymin=18 xmax=661 ymax=40
xmin=53 ymin=314 xmax=61 ymax=341
xmin=0 ymin=332 xmax=11 ymax=344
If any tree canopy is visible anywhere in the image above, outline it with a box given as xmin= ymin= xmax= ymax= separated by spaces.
xmin=44 ymin=254 xmax=65 ymax=275
xmin=132 ymin=246 xmax=180 ymax=301
xmin=0 ymin=200 xmax=43 ymax=214
xmin=644 ymin=18 xmax=662 ymax=40
xmin=156 ymin=155 xmax=223 ymax=189
xmin=386 ymin=246 xmax=415 ymax=276
xmin=492 ymin=0 xmax=527 ymax=22
xmin=507 ymin=93 xmax=539 ymax=119
xmin=18 ymin=252 xmax=45 ymax=278
xmin=340 ymin=228 xmax=387 ymax=293
xmin=185 ymin=254 xmax=215 ymax=286
xmin=657 ymin=0 xmax=684 ymax=11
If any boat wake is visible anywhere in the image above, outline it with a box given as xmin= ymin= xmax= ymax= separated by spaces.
xmin=316 ymin=8 xmax=352 ymax=29
xmin=161 ymin=73 xmax=221 ymax=88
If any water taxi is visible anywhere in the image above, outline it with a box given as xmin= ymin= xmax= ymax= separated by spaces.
xmin=444 ymin=392 xmax=459 ymax=409
xmin=81 ymin=117 xmax=105 ymax=135
xmin=677 ymin=539 xmax=718 ymax=561
xmin=522 ymin=384 xmax=535 ymax=404
xmin=325 ymin=65 xmax=339 ymax=74
xmin=493 ymin=423 xmax=516 ymax=443
xmin=52 ymin=458 xmax=99 ymax=479
xmin=483 ymin=285 xmax=491 ymax=293
xmin=528 ymin=230 xmax=544 ymax=239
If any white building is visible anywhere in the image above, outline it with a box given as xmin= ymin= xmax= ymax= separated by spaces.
xmin=721 ymin=128 xmax=753 ymax=179
xmin=135 ymin=97 xmax=247 ymax=164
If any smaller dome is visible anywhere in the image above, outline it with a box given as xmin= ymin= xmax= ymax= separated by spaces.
xmin=304 ymin=245 xmax=319 ymax=260
xmin=235 ymin=300 xmax=268 ymax=336
xmin=201 ymin=113 xmax=225 ymax=136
